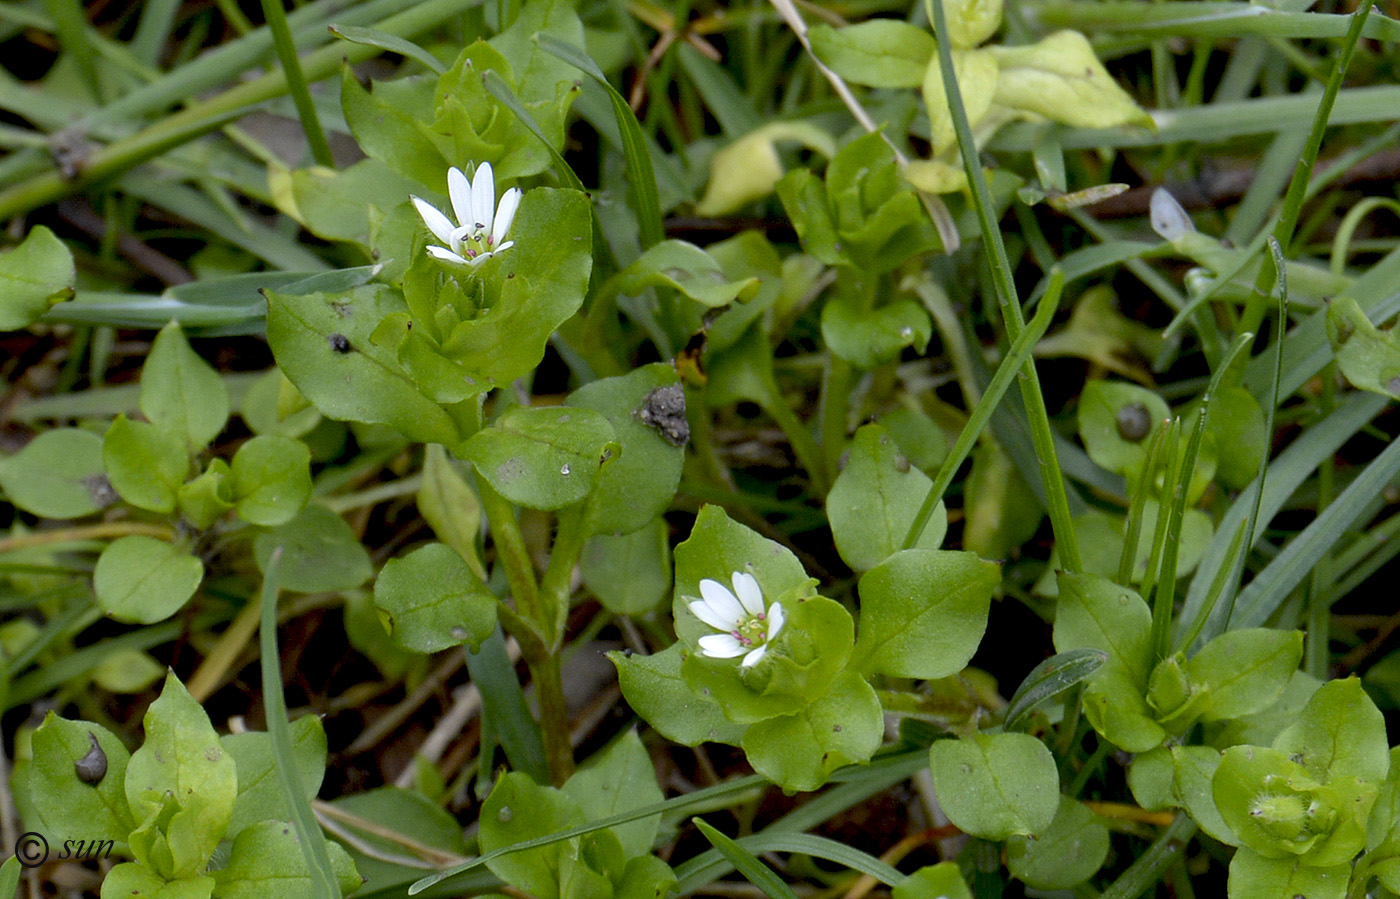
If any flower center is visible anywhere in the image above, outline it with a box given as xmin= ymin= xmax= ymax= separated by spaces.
xmin=731 ymin=614 xmax=768 ymax=648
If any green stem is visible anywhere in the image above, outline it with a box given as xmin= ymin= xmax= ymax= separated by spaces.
xmin=1237 ymin=4 xmax=1370 ymax=338
xmin=539 ymin=505 xmax=589 ymax=648
xmin=821 ymin=355 xmax=854 ymax=485
xmin=530 ymin=651 xmax=575 ymax=785
xmin=1098 ymin=814 xmax=1197 ymax=899
xmin=259 ymin=0 xmax=334 ymax=167
xmin=478 ymin=480 xmax=543 ymax=641
xmin=926 ymin=0 xmax=1082 ymax=573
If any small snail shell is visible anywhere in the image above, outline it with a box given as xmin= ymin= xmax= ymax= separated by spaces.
xmin=75 ymin=731 xmax=107 ymax=785
xmin=1115 ymin=403 xmax=1153 ymax=442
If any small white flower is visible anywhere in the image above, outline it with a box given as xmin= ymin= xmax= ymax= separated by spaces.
xmin=411 ymin=162 xmax=522 ymax=267
xmin=689 ymin=571 xmax=785 ymax=668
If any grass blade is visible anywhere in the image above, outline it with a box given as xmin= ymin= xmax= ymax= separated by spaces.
xmin=1004 ymin=649 xmax=1108 ymax=733
xmin=693 ymin=820 xmax=802 ymax=899
xmin=902 ymin=270 xmax=1065 ymax=550
xmin=260 ymin=546 xmax=341 ymax=899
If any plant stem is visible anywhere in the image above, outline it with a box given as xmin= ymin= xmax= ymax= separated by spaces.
xmin=539 ymin=505 xmax=588 ymax=647
xmin=530 ymin=651 xmax=575 ymax=785
xmin=478 ymin=480 xmax=543 ymax=642
xmin=0 ymin=521 xmax=175 ymax=552
xmin=926 ymin=0 xmax=1082 ymax=573
xmin=1098 ymin=814 xmax=1197 ymax=899
xmin=259 ymin=0 xmax=335 ymax=167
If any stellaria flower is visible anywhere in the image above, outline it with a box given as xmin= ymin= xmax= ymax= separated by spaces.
xmin=411 ymin=162 xmax=521 ymax=267
xmin=689 ymin=571 xmax=785 ymax=668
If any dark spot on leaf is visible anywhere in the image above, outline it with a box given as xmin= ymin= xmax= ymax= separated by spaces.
xmin=329 ymin=333 xmax=352 ymax=353
xmin=1115 ymin=402 xmax=1152 ymax=442
xmin=84 ymin=474 xmax=119 ymax=508
xmin=636 ymin=384 xmax=689 ymax=446
xmin=75 ymin=731 xmax=107 ymax=785
xmin=832 ymin=724 xmax=842 ymax=733
xmin=894 ymin=454 xmax=910 ymax=473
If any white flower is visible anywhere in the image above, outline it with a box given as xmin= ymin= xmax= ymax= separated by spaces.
xmin=411 ymin=162 xmax=522 ymax=267
xmin=689 ymin=571 xmax=786 ymax=668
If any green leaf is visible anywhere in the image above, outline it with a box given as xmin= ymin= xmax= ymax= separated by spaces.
xmin=681 ymin=595 xmax=852 ymax=724
xmin=928 ymin=732 xmax=1060 ymax=839
xmin=339 ymin=66 xmax=442 ymax=186
xmin=821 ymin=294 xmax=932 ymax=370
xmin=94 ymin=536 xmax=203 ymax=625
xmin=610 ymin=644 xmax=746 ymax=747
xmin=1006 ymin=798 xmax=1109 ymax=889
xmin=102 ymin=415 xmax=188 ymax=514
xmin=582 ymin=518 xmax=672 ymax=615
xmin=1052 ymin=571 xmax=1153 ymax=686
xmin=426 ymin=188 xmax=594 ymax=391
xmin=989 ymin=30 xmax=1153 ymax=129
xmin=177 ymin=459 xmax=234 ymax=530
xmin=695 ymin=123 xmax=835 ymax=217
xmin=616 ymin=241 xmax=761 ymax=310
xmin=28 ymin=714 xmax=133 ymax=844
xmin=252 ymin=504 xmax=373 ymax=593
xmin=463 ymin=405 xmax=615 ymax=511
xmin=561 ymin=730 xmax=663 ymax=859
xmin=213 ymin=819 xmax=361 ymax=899
xmin=740 ymin=670 xmax=883 ymax=791
xmin=1171 ymin=745 xmax=1235 ymax=845
xmin=1076 ymin=380 xmax=1170 ymax=484
xmin=1206 ymin=386 xmax=1267 ymax=489
xmin=93 ymin=649 xmax=166 ymax=694
xmin=671 ymin=505 xmax=811 ymax=646
xmin=810 ymin=20 xmax=936 ymax=88
xmin=1214 ymin=745 xmax=1371 ymax=865
xmin=125 ymin=673 xmax=237 ymax=880
xmin=1275 ymin=677 xmax=1388 ymax=786
xmin=265 ymin=284 xmax=461 ymax=446
xmin=373 ymin=542 xmax=498 ymax=653
xmin=854 ymin=548 xmax=999 ymax=679
xmin=416 ymin=444 xmax=485 ymax=577
xmin=1226 ymin=851 xmax=1347 ymax=899
xmin=479 ymin=772 xmax=611 ymax=899
xmin=569 ymin=364 xmax=686 ymax=536
xmin=221 ymin=715 xmax=327 ymax=841
xmin=0 ymin=428 xmax=108 ymax=518
xmin=282 ymin=158 xmax=420 ymax=246
xmin=139 ymin=322 xmax=230 ymax=452
xmin=963 ymin=442 xmax=1042 ymax=561
xmin=1326 ymin=294 xmax=1400 ymax=399
xmin=1187 ymin=629 xmax=1303 ymax=722
xmin=922 ymin=48 xmax=1000 ymax=154
xmin=229 ymin=435 xmax=312 ymax=526
xmin=1004 ymin=649 xmax=1107 ymax=733
xmin=893 ymin=864 xmax=971 ymax=899
xmin=0 ymin=225 xmax=75 ymax=329
xmin=943 ymin=0 xmax=1004 ymax=48
xmin=100 ymin=863 xmax=214 ymax=899
xmin=827 ymin=423 xmax=947 ymax=571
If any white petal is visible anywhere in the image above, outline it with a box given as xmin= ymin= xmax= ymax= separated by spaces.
xmin=689 ymin=598 xmax=734 ymax=631
xmin=471 ymin=161 xmax=495 ymax=233
xmin=447 ymin=167 xmax=473 ymax=230
xmin=426 ymin=245 xmax=470 ymax=265
xmin=698 ymin=579 xmax=744 ymax=628
xmin=412 ymin=197 xmax=456 ymax=246
xmin=766 ymin=602 xmax=785 ymax=640
xmin=492 ymin=240 xmax=514 ymax=255
xmin=740 ymin=645 xmax=768 ymax=668
xmin=466 ymin=251 xmax=493 ymax=267
xmin=491 ymin=187 xmax=522 ymax=246
xmin=1149 ymin=187 xmax=1195 ymax=242
xmin=699 ymin=634 xmax=747 ymax=659
xmin=731 ymin=572 xmax=765 ymax=617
